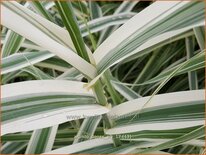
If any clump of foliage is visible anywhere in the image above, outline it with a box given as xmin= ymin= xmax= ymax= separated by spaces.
xmin=1 ymin=1 xmax=205 ymax=154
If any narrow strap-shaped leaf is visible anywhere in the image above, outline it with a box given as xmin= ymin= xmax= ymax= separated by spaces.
xmin=110 ymin=89 xmax=204 ymax=118
xmin=102 ymin=70 xmax=122 ymax=105
xmin=115 ymin=51 xmax=204 ymax=87
xmin=185 ymin=36 xmax=198 ymax=90
xmin=1 ymin=10 xmax=134 ymax=74
xmin=131 ymin=49 xmax=162 ymax=90
xmin=122 ymin=29 xmax=194 ymax=64
xmin=55 ymin=1 xmax=90 ymax=62
xmin=1 ymin=2 xmax=31 ymax=58
xmin=88 ymin=1 xmax=102 ymax=20
xmin=56 ymin=68 xmax=82 ymax=80
xmin=1 ymin=70 xmax=22 ymax=84
xmin=106 ymin=90 xmax=204 ymax=135
xmin=80 ymin=12 xmax=135 ymax=37
xmin=1 ymin=1 xmax=55 ymax=58
xmin=70 ymin=1 xmax=89 ymax=20
xmin=1 ymin=13 xmax=134 ymax=52
xmin=2 ymin=51 xmax=54 ymax=75
xmin=44 ymin=137 xmax=113 ymax=154
xmin=94 ymin=1 xmax=205 ymax=75
xmin=24 ymin=60 xmax=57 ymax=154
xmin=1 ymin=1 xmax=97 ymax=79
xmin=44 ymin=136 xmax=196 ymax=154
xmin=2 ymin=80 xmax=109 ymax=135
xmin=2 ymin=30 xmax=25 ymax=58
xmin=34 ymin=56 xmax=71 ymax=72
xmin=131 ymin=42 xmax=185 ymax=94
xmin=29 ymin=1 xmax=54 ymax=22
xmin=1 ymin=142 xmax=27 ymax=154
xmin=111 ymin=79 xmax=141 ymax=101
xmin=25 ymin=125 xmax=58 ymax=154
xmin=21 ymin=66 xmax=53 ymax=80
xmin=193 ymin=26 xmax=205 ymax=51
xmin=98 ymin=1 xmax=139 ymax=44
xmin=1 ymin=128 xmax=104 ymax=142
xmin=113 ymin=126 xmax=202 ymax=141
xmin=139 ymin=51 xmax=205 ymax=85
xmin=177 ymin=145 xmax=196 ymax=154
xmin=1 ymin=36 xmax=45 ymax=51
xmin=137 ymin=126 xmax=205 ymax=153
xmin=87 ymin=23 xmax=204 ymax=89
xmin=115 ymin=1 xmax=139 ymax=13
xmin=73 ymin=116 xmax=101 ymax=143
xmin=75 ymin=141 xmax=152 ymax=154
xmin=54 ymin=1 xmax=121 ymax=146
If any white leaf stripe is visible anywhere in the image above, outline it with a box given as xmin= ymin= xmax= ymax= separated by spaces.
xmin=96 ymin=22 xmax=204 ymax=75
xmin=1 ymin=38 xmax=45 ymax=51
xmin=2 ymin=52 xmax=54 ymax=75
xmin=111 ymin=79 xmax=141 ymax=100
xmin=143 ymin=51 xmax=205 ymax=85
xmin=137 ymin=125 xmax=205 ymax=153
xmin=80 ymin=12 xmax=135 ymax=37
xmin=113 ymin=102 xmax=204 ymax=123
xmin=43 ymin=137 xmax=113 ymax=154
xmin=94 ymin=1 xmax=185 ymax=63
xmin=2 ymin=30 xmax=25 ymax=58
xmin=1 ymin=14 xmax=135 ymax=46
xmin=110 ymin=51 xmax=204 ymax=87
xmin=2 ymin=105 xmax=108 ymax=135
xmin=93 ymin=1 xmax=204 ymax=74
xmin=98 ymin=1 xmax=138 ymax=45
xmin=86 ymin=23 xmax=204 ymax=89
xmin=35 ymin=62 xmax=69 ymax=72
xmin=21 ymin=66 xmax=53 ymax=80
xmin=108 ymin=90 xmax=204 ymax=117
xmin=106 ymin=121 xmax=204 ymax=135
xmin=73 ymin=116 xmax=102 ymax=143
xmin=2 ymin=2 xmax=97 ymax=79
xmin=5 ymin=2 xmax=68 ymax=48
xmin=125 ymin=139 xmax=205 ymax=148
xmin=25 ymin=125 xmax=58 ymax=154
xmin=1 ymin=1 xmax=205 ymax=153
xmin=115 ymin=126 xmax=201 ymax=140
xmin=2 ymin=93 xmax=94 ymax=111
xmin=2 ymin=80 xmax=92 ymax=98
xmin=75 ymin=142 xmax=145 ymax=154
xmin=3 ymin=22 xmax=203 ymax=76
xmin=44 ymin=136 xmax=201 ymax=154
xmin=105 ymin=90 xmax=204 ymax=135
xmin=1 ymin=2 xmax=30 ymax=58
xmin=1 ymin=80 xmax=109 ymax=135
xmin=1 ymin=12 xmax=134 ymax=74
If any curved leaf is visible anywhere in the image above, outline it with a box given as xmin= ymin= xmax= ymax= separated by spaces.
xmin=106 ymin=90 xmax=205 ymax=135
xmin=1 ymin=1 xmax=97 ymax=79
xmin=94 ymin=1 xmax=204 ymax=75
xmin=2 ymin=80 xmax=109 ymax=135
